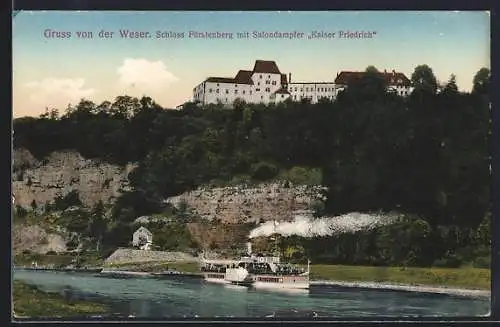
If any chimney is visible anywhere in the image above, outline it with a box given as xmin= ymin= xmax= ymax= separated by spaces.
xmin=246 ymin=242 xmax=252 ymax=255
xmin=288 ymin=73 xmax=291 ymax=84
xmin=392 ymin=69 xmax=396 ymax=75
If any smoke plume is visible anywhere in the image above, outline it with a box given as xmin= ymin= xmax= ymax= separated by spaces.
xmin=248 ymin=212 xmax=399 ymax=239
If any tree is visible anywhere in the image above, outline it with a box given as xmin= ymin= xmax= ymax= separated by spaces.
xmin=365 ymin=65 xmax=379 ymax=73
xmin=89 ymin=201 xmax=107 ymax=252
xmin=472 ymin=68 xmax=490 ymax=95
xmin=30 ymin=199 xmax=37 ymax=211
xmin=411 ymin=65 xmax=438 ymax=94
xmin=442 ymin=74 xmax=459 ymax=95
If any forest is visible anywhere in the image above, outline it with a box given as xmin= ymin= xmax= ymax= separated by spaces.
xmin=13 ymin=65 xmax=491 ymax=268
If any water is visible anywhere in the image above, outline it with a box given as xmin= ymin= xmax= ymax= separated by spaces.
xmin=13 ymin=270 xmax=489 ymax=318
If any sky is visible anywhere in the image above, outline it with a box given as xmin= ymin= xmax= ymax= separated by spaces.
xmin=12 ymin=11 xmax=490 ymax=118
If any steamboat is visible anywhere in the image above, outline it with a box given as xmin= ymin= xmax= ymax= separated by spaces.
xmin=200 ymin=238 xmax=310 ymax=290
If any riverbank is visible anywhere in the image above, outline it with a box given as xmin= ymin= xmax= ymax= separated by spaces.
xmin=96 ymin=261 xmax=491 ymax=298
xmin=13 ymin=254 xmax=491 ymax=292
xmin=310 ymin=280 xmax=490 ymax=298
xmin=307 ymin=264 xmax=491 ymax=291
xmin=106 ymin=261 xmax=490 ymax=291
xmin=12 ymin=280 xmax=109 ymax=318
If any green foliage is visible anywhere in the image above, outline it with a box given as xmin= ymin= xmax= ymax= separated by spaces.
xmin=13 ymin=280 xmax=109 ymax=317
xmin=251 ymin=162 xmax=279 ymax=181
xmin=15 ymin=205 xmax=28 ymax=218
xmin=432 ymin=254 xmax=463 ymax=268
xmin=473 ymin=256 xmax=491 ymax=269
xmin=49 ymin=190 xmax=82 ymax=212
xmin=12 ymin=67 xmax=491 ymax=268
xmin=279 ymin=166 xmax=323 ymax=185
xmin=147 ymin=221 xmax=198 ymax=251
xmin=310 ymin=200 xmax=326 ymax=218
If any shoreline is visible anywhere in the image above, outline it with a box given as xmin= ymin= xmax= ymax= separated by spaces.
xmin=14 ymin=266 xmax=491 ymax=299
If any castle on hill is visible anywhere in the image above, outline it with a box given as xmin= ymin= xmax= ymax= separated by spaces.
xmin=192 ymin=60 xmax=413 ymax=106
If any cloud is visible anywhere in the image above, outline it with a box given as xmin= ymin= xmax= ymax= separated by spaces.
xmin=24 ymin=77 xmax=96 ymax=108
xmin=117 ymin=58 xmax=179 ymax=92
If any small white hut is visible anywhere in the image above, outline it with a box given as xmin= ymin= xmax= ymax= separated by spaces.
xmin=132 ymin=226 xmax=153 ymax=251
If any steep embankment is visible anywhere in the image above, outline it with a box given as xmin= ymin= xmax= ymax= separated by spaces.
xmin=12 ymin=149 xmax=136 ymax=209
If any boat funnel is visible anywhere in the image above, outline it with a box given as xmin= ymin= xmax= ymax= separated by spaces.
xmin=246 ymin=242 xmax=252 ymax=255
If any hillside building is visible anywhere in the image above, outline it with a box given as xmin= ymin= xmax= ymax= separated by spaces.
xmin=193 ymin=60 xmax=413 ymax=106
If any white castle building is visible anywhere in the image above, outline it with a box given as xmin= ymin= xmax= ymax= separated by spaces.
xmin=193 ymin=60 xmax=413 ymax=106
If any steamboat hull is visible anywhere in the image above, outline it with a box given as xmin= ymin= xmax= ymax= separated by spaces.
xmin=252 ymin=275 xmax=310 ymax=290
xmin=203 ymin=272 xmax=230 ymax=284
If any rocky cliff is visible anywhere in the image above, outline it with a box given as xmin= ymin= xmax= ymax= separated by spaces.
xmin=12 ymin=149 xmax=136 ymax=209
xmin=166 ymin=183 xmax=327 ymax=224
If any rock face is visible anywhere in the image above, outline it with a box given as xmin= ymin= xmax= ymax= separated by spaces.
xmin=166 ymin=183 xmax=328 ymax=224
xmin=12 ymin=149 xmax=137 ymax=209
xmin=104 ymin=248 xmax=197 ymax=265
xmin=12 ymin=224 xmax=68 ymax=254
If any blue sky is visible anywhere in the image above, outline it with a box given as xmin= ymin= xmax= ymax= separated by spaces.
xmin=13 ymin=11 xmax=490 ymax=117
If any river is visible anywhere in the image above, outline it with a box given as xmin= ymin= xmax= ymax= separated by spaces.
xmin=13 ymin=270 xmax=490 ymax=318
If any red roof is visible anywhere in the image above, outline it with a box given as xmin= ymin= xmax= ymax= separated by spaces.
xmin=204 ymin=60 xmax=284 ymax=85
xmin=335 ymin=71 xmax=411 ymax=87
xmin=252 ymin=60 xmax=281 ymax=74
xmin=205 ymin=71 xmax=254 ymax=85
xmin=205 ymin=77 xmax=235 ymax=83
xmin=234 ymin=70 xmax=254 ymax=84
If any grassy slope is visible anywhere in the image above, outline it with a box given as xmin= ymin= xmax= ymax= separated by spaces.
xmin=12 ymin=280 xmax=109 ymax=318
xmin=306 ymin=265 xmax=491 ymax=290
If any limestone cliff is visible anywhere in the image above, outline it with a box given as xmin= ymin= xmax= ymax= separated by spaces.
xmin=12 ymin=149 xmax=137 ymax=209
xmin=166 ymin=183 xmax=327 ymax=224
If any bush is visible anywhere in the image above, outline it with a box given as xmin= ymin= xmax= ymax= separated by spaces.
xmin=432 ymin=254 xmax=462 ymax=268
xmin=473 ymin=256 xmax=491 ymax=269
xmin=251 ymin=162 xmax=278 ymax=181
xmin=281 ymin=166 xmax=323 ymax=185
xmin=15 ymin=205 xmax=28 ymax=218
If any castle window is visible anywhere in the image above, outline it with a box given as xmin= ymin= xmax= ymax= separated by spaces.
xmin=243 ymin=90 xmax=246 ymax=94
xmin=266 ymin=81 xmax=270 ymax=85
xmin=259 ymin=75 xmax=262 ymax=79
xmin=268 ymin=75 xmax=270 ymax=79
xmin=272 ymin=81 xmax=276 ymax=85
xmin=261 ymin=95 xmax=263 ymax=99
xmin=265 ymin=87 xmax=270 ymax=92
xmin=258 ymin=82 xmax=260 ymax=86
xmin=306 ymin=87 xmax=309 ymax=92
xmin=217 ymin=83 xmax=220 ymax=87
xmin=295 ymin=87 xmax=297 ymax=91
xmin=300 ymin=88 xmax=303 ymax=92
xmin=226 ymin=89 xmax=229 ymax=94
xmin=256 ymin=88 xmax=260 ymax=91
xmin=250 ymin=91 xmax=252 ymax=95
xmin=235 ymin=84 xmax=238 ymax=87
xmin=216 ymin=89 xmax=219 ymax=93
xmin=235 ymin=90 xmax=238 ymax=94
xmin=209 ymin=89 xmax=213 ymax=93
xmin=281 ymin=94 xmax=284 ymax=98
